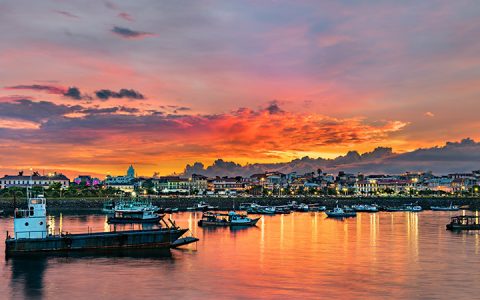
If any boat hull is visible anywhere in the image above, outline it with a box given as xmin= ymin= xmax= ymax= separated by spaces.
xmin=5 ymin=228 xmax=188 ymax=254
xmin=432 ymin=207 xmax=459 ymax=211
xmin=198 ymin=218 xmax=260 ymax=227
xmin=326 ymin=212 xmax=357 ymax=218
xmin=446 ymin=224 xmax=480 ymax=230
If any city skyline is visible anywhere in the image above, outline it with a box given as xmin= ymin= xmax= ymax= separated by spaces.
xmin=1 ymin=1 xmax=480 ymax=177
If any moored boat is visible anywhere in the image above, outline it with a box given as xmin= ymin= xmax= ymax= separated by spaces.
xmin=6 ymin=191 xmax=195 ymax=255
xmin=107 ymin=209 xmax=162 ymax=224
xmin=352 ymin=204 xmax=379 ymax=212
xmin=431 ymin=202 xmax=459 ymax=211
xmin=186 ymin=201 xmax=219 ymax=211
xmin=198 ymin=211 xmax=260 ymax=227
xmin=326 ymin=206 xmax=357 ymax=218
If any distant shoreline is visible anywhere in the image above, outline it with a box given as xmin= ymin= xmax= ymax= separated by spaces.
xmin=1 ymin=196 xmax=480 ymax=212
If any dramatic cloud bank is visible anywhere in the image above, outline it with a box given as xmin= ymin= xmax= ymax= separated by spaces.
xmin=0 ymin=99 xmax=406 ymax=176
xmin=184 ymin=139 xmax=480 ymax=177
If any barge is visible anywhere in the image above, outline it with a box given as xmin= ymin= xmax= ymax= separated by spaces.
xmin=5 ymin=192 xmax=197 ymax=255
xmin=446 ymin=215 xmax=480 ymax=230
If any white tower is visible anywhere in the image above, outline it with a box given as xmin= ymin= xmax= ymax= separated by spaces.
xmin=13 ymin=193 xmax=48 ymax=239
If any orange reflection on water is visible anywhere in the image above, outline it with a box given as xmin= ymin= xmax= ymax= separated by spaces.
xmin=4 ymin=211 xmax=480 ymax=299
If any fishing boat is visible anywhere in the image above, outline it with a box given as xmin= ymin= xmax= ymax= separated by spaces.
xmin=6 ymin=191 xmax=196 ymax=255
xmin=352 ymin=204 xmax=379 ymax=212
xmin=446 ymin=215 xmax=480 ymax=230
xmin=198 ymin=211 xmax=260 ymax=227
xmin=326 ymin=206 xmax=357 ymax=218
xmin=431 ymin=202 xmax=459 ymax=211
xmin=186 ymin=201 xmax=219 ymax=211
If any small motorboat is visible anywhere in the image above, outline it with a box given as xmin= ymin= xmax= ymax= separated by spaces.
xmin=446 ymin=215 xmax=480 ymax=230
xmin=326 ymin=206 xmax=357 ymax=218
xmin=352 ymin=204 xmax=379 ymax=212
xmin=408 ymin=205 xmax=423 ymax=212
xmin=186 ymin=201 xmax=219 ymax=211
xmin=258 ymin=206 xmax=276 ymax=215
xmin=198 ymin=211 xmax=260 ymax=227
xmin=295 ymin=203 xmax=310 ymax=212
xmin=274 ymin=206 xmax=291 ymax=214
xmin=308 ymin=204 xmax=326 ymax=212
xmin=431 ymin=203 xmax=459 ymax=211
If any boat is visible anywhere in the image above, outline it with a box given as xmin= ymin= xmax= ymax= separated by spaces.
xmin=186 ymin=201 xmax=219 ymax=211
xmin=257 ymin=206 xmax=276 ymax=214
xmin=431 ymin=203 xmax=459 ymax=211
xmin=107 ymin=209 xmax=162 ymax=224
xmin=274 ymin=205 xmax=291 ymax=214
xmin=5 ymin=192 xmax=196 ymax=255
xmin=308 ymin=204 xmax=326 ymax=212
xmin=239 ymin=202 xmax=256 ymax=210
xmin=385 ymin=206 xmax=410 ymax=212
xmin=326 ymin=206 xmax=357 ymax=218
xmin=446 ymin=215 xmax=480 ymax=230
xmin=385 ymin=204 xmax=422 ymax=212
xmin=244 ymin=203 xmax=276 ymax=215
xmin=115 ymin=199 xmax=160 ymax=213
xmin=352 ymin=204 xmax=379 ymax=212
xmin=295 ymin=203 xmax=310 ymax=212
xmin=407 ymin=205 xmax=423 ymax=212
xmin=198 ymin=211 xmax=260 ymax=227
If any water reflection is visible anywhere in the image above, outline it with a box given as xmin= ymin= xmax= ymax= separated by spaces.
xmin=4 ymin=211 xmax=480 ymax=299
xmin=9 ymin=256 xmax=47 ymax=299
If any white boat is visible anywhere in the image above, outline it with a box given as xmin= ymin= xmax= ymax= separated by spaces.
xmin=352 ymin=204 xmax=379 ymax=212
xmin=407 ymin=205 xmax=423 ymax=212
xmin=258 ymin=206 xmax=276 ymax=214
xmin=431 ymin=203 xmax=459 ymax=211
xmin=326 ymin=206 xmax=357 ymax=218
xmin=186 ymin=201 xmax=219 ymax=211
xmin=107 ymin=208 xmax=161 ymax=224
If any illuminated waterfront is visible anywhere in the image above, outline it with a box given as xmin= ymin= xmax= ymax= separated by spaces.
xmin=1 ymin=211 xmax=480 ymax=299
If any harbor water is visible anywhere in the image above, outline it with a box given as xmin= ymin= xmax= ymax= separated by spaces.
xmin=1 ymin=211 xmax=480 ymax=299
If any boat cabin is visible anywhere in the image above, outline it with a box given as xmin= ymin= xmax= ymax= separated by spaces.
xmin=13 ymin=194 xmax=48 ymax=239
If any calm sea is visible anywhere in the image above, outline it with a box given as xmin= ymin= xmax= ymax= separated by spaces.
xmin=1 ymin=210 xmax=479 ymax=299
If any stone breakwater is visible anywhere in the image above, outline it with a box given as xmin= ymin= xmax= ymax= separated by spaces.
xmin=1 ymin=197 xmax=480 ymax=212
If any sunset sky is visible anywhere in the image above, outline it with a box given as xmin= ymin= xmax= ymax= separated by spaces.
xmin=1 ymin=0 xmax=480 ymax=177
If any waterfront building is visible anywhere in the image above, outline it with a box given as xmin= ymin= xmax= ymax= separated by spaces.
xmin=211 ymin=178 xmax=245 ymax=193
xmin=354 ymin=179 xmax=379 ymax=195
xmin=105 ymin=165 xmax=136 ymax=185
xmin=0 ymin=172 xmax=70 ymax=189
xmin=73 ymin=175 xmax=101 ymax=186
